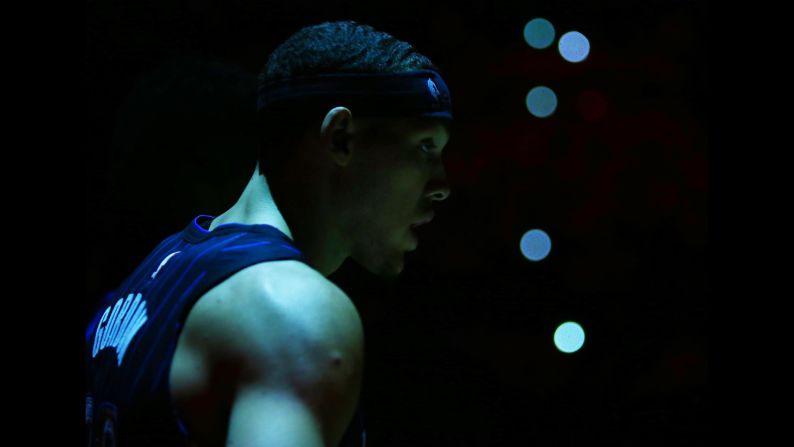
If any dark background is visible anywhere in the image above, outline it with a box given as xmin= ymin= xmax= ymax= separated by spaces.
xmin=85 ymin=0 xmax=708 ymax=445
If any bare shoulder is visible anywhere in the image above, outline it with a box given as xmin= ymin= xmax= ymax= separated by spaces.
xmin=171 ymin=259 xmax=364 ymax=445
xmin=186 ymin=259 xmax=364 ymax=363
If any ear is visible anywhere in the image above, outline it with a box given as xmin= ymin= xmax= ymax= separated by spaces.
xmin=320 ymin=106 xmax=353 ymax=166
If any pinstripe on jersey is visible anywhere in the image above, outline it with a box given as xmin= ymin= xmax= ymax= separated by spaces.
xmin=85 ymin=215 xmax=366 ymax=446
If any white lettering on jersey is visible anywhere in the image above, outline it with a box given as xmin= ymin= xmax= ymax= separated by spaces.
xmin=91 ymin=293 xmax=149 ymax=366
xmin=151 ymin=251 xmax=181 ymax=279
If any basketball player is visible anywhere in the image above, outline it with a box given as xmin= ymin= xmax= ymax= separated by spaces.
xmin=86 ymin=20 xmax=452 ymax=446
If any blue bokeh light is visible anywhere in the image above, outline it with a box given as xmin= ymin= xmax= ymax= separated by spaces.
xmin=554 ymin=322 xmax=586 ymax=353
xmin=520 ymin=229 xmax=552 ymax=261
xmin=525 ymin=86 xmax=558 ymax=118
xmin=558 ymin=31 xmax=590 ymax=63
xmin=523 ymin=18 xmax=556 ymax=49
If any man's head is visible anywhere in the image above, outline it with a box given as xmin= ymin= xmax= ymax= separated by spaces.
xmin=256 ymin=21 xmax=452 ymax=277
xmin=256 ymin=20 xmax=448 ymax=171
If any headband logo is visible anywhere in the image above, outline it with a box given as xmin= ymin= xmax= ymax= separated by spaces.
xmin=427 ymin=78 xmax=441 ymax=104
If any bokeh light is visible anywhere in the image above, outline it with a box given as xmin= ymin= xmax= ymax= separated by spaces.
xmin=523 ymin=18 xmax=556 ymax=49
xmin=558 ymin=31 xmax=590 ymax=63
xmin=554 ymin=321 xmax=586 ymax=353
xmin=520 ymin=229 xmax=552 ymax=261
xmin=525 ymin=86 xmax=558 ymax=118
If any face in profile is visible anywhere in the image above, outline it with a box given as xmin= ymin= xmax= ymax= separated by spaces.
xmin=342 ymin=116 xmax=451 ymax=277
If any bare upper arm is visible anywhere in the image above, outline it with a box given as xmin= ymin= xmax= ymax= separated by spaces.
xmin=225 ymin=387 xmax=326 ymax=446
xmin=176 ymin=261 xmax=364 ymax=447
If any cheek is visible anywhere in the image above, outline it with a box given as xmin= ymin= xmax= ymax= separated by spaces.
xmin=350 ymin=157 xmax=426 ymax=217
xmin=351 ymin=183 xmax=413 ymax=232
xmin=379 ymin=173 xmax=424 ymax=207
xmin=395 ymin=172 xmax=428 ymax=204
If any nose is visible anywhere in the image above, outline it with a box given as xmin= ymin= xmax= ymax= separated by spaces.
xmin=425 ymin=162 xmax=451 ymax=202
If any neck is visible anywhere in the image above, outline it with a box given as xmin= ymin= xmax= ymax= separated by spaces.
xmin=210 ymin=165 xmax=293 ymax=239
xmin=211 ymin=164 xmax=349 ymax=276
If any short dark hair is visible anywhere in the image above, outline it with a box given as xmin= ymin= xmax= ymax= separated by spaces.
xmin=256 ymin=20 xmax=440 ymax=174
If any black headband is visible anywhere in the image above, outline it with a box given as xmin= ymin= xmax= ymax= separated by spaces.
xmin=256 ymin=69 xmax=453 ymax=122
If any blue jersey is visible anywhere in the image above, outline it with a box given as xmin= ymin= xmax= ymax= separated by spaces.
xmin=85 ymin=215 xmax=366 ymax=446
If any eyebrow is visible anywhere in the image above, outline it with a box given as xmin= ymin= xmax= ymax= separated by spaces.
xmin=419 ymin=135 xmax=450 ymax=148
xmin=408 ymin=117 xmax=451 ymax=140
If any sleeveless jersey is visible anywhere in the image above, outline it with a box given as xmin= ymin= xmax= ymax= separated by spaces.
xmin=85 ymin=215 xmax=366 ymax=446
